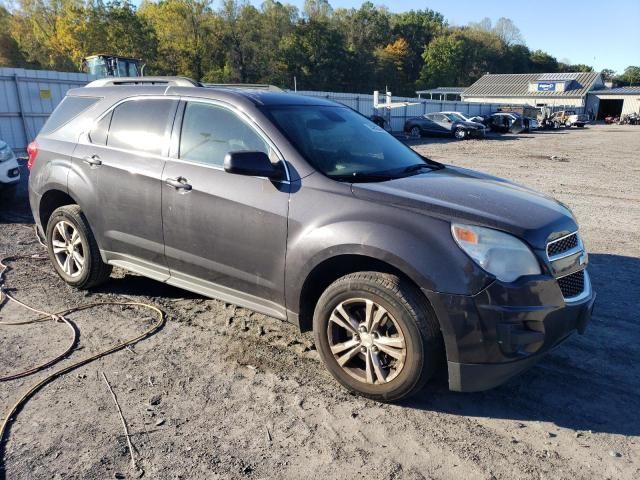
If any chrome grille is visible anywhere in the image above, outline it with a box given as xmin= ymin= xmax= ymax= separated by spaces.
xmin=557 ymin=270 xmax=585 ymax=298
xmin=547 ymin=233 xmax=579 ymax=258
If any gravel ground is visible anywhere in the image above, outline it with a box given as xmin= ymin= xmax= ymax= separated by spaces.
xmin=0 ymin=124 xmax=638 ymax=480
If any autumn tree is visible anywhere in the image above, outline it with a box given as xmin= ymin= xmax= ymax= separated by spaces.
xmin=375 ymin=37 xmax=411 ymax=94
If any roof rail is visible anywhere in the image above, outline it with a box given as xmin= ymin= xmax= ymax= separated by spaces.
xmin=201 ymin=83 xmax=283 ymax=92
xmin=85 ymin=76 xmax=200 ymax=88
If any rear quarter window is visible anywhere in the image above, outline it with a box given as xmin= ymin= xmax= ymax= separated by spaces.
xmin=40 ymin=96 xmax=99 ymax=135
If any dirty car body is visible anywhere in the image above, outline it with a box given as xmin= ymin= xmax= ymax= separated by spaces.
xmin=27 ymin=79 xmax=595 ymax=399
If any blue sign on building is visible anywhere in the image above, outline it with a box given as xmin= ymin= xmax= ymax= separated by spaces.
xmin=538 ymin=82 xmax=556 ymax=92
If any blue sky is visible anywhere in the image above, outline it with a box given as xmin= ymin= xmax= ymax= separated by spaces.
xmin=227 ymin=0 xmax=639 ymax=73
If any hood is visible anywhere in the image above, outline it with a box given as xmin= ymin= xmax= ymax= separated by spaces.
xmin=351 ymin=166 xmax=577 ymax=249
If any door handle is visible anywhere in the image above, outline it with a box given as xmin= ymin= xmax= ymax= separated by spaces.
xmin=83 ymin=155 xmax=102 ymax=167
xmin=165 ymin=177 xmax=192 ymax=191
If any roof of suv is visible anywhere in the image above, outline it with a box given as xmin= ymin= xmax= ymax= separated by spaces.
xmin=68 ymin=78 xmax=339 ymax=109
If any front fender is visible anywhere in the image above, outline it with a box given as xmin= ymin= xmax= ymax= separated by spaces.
xmin=284 ymin=178 xmax=491 ymax=318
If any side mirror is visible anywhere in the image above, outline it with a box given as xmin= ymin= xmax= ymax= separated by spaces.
xmin=224 ymin=151 xmax=282 ymax=179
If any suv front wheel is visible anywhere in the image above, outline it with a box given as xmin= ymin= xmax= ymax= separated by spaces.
xmin=46 ymin=205 xmax=112 ymax=289
xmin=313 ymin=272 xmax=442 ymax=401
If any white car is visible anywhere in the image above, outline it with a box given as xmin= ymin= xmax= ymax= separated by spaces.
xmin=0 ymin=139 xmax=21 ymax=198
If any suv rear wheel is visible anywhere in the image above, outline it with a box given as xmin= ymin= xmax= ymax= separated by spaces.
xmin=46 ymin=205 xmax=112 ymax=288
xmin=313 ymin=272 xmax=442 ymax=401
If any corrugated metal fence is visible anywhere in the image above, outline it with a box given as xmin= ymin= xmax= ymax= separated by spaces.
xmin=0 ymin=67 xmax=97 ymax=153
xmin=294 ymin=90 xmax=507 ymax=132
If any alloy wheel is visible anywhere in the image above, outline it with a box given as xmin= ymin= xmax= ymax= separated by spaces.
xmin=51 ymin=220 xmax=85 ymax=278
xmin=327 ymin=298 xmax=406 ymax=385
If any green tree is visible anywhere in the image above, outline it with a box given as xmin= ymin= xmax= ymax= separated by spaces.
xmin=471 ymin=17 xmax=524 ymax=45
xmin=256 ymin=0 xmax=298 ymax=85
xmin=419 ymin=28 xmax=507 ymax=89
xmin=600 ymin=68 xmax=616 ymax=81
xmin=616 ymin=66 xmax=640 ymax=86
xmin=529 ymin=49 xmax=558 ymax=72
xmin=333 ymin=2 xmax=391 ymax=92
xmin=391 ymin=9 xmax=445 ymax=87
xmin=139 ymin=0 xmax=219 ymax=80
xmin=303 ymin=0 xmax=332 ymax=21
xmin=279 ymin=19 xmax=348 ymax=91
xmin=558 ymin=63 xmax=593 ymax=72
xmin=0 ymin=5 xmax=29 ymax=67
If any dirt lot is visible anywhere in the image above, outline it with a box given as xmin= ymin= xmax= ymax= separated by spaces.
xmin=1 ymin=124 xmax=639 ymax=480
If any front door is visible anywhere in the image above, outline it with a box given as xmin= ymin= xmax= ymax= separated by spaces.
xmin=162 ymin=100 xmax=290 ymax=318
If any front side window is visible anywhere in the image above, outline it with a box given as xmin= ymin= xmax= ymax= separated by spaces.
xmin=107 ymin=99 xmax=175 ymax=155
xmin=445 ymin=113 xmax=467 ymax=122
xmin=179 ymin=102 xmax=269 ymax=167
xmin=265 ymin=105 xmax=437 ymax=181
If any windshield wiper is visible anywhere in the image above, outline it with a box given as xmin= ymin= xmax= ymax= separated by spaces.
xmin=330 ymin=171 xmax=397 ymax=182
xmin=402 ymin=163 xmax=438 ymax=175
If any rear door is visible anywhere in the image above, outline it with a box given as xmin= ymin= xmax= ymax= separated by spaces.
xmin=161 ymin=100 xmax=290 ymax=318
xmin=72 ymin=97 xmax=178 ymax=279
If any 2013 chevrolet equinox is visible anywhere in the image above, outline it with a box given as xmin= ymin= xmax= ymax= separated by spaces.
xmin=27 ymin=77 xmax=595 ymax=401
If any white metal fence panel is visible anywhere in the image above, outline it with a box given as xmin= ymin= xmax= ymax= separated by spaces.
xmin=0 ymin=67 xmax=97 ymax=152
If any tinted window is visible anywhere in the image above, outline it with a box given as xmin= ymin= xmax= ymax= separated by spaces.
xmin=108 ymin=99 xmax=175 ymax=155
xmin=41 ymin=96 xmax=98 ymax=135
xmin=180 ymin=102 xmax=269 ymax=167
xmin=88 ymin=111 xmax=112 ymax=146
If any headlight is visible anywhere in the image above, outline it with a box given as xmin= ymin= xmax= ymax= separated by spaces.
xmin=0 ymin=144 xmax=13 ymax=162
xmin=451 ymin=223 xmax=541 ymax=282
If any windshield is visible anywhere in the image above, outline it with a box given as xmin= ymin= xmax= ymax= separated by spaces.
xmin=85 ymin=57 xmax=108 ymax=77
xmin=444 ymin=112 xmax=467 ymax=122
xmin=264 ymin=105 xmax=439 ymax=181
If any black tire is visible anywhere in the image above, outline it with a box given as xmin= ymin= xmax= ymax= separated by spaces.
xmin=577 ymin=124 xmax=585 ymax=128
xmin=454 ymin=127 xmax=466 ymax=140
xmin=409 ymin=126 xmax=421 ymax=137
xmin=313 ymin=272 xmax=443 ymax=402
xmin=46 ymin=205 xmax=112 ymax=289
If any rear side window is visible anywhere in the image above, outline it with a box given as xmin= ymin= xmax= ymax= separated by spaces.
xmin=179 ymin=102 xmax=269 ymax=167
xmin=41 ymin=96 xmax=98 ymax=135
xmin=107 ymin=99 xmax=176 ymax=155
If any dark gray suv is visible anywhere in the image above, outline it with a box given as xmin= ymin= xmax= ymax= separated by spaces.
xmin=27 ymin=77 xmax=595 ymax=401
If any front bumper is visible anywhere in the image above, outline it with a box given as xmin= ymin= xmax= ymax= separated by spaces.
xmin=425 ymin=270 xmax=595 ymax=392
